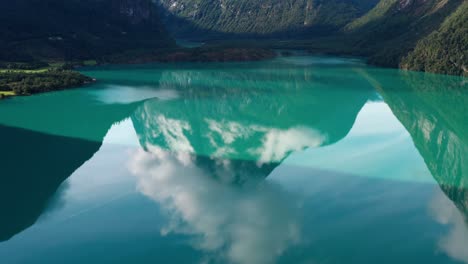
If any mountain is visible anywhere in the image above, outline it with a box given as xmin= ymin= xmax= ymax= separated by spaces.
xmin=343 ymin=0 xmax=467 ymax=72
xmin=0 ymin=0 xmax=465 ymax=75
xmin=156 ymin=0 xmax=467 ymax=75
xmin=0 ymin=0 xmax=174 ymax=62
xmin=401 ymin=1 xmax=468 ymax=76
xmin=156 ymin=0 xmax=380 ymax=39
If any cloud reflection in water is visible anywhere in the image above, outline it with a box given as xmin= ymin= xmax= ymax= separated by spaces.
xmin=430 ymin=189 xmax=468 ymax=264
xmin=129 ymin=145 xmax=301 ymax=264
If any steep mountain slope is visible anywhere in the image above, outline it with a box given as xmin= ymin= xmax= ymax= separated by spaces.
xmin=1 ymin=0 xmax=464 ymax=76
xmin=0 ymin=0 xmax=174 ymax=62
xmin=343 ymin=0 xmax=466 ymax=69
xmin=156 ymin=0 xmax=466 ymax=75
xmin=401 ymin=1 xmax=468 ymax=76
xmin=156 ymin=0 xmax=380 ymax=38
xmin=345 ymin=0 xmax=399 ymax=31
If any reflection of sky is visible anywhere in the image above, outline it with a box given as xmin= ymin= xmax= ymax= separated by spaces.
xmin=102 ymin=118 xmax=140 ymax=147
xmin=126 ymin=98 xmax=466 ymax=263
xmin=430 ymin=189 xmax=468 ymax=264
xmin=283 ymin=102 xmax=434 ymax=183
xmin=91 ymin=85 xmax=179 ymax=104
xmin=129 ymin=146 xmax=301 ymax=264
xmin=0 ymin=97 xmax=466 ymax=263
xmin=40 ymin=121 xmax=141 ymax=223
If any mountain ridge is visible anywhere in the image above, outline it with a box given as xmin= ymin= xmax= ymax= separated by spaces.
xmin=0 ymin=0 xmax=465 ymax=76
xmin=155 ymin=0 xmax=467 ymax=75
xmin=156 ymin=0 xmax=380 ymax=38
xmin=343 ymin=0 xmax=466 ymax=73
xmin=0 ymin=0 xmax=174 ymax=62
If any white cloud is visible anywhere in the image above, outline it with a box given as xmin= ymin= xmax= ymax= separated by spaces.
xmin=430 ymin=189 xmax=468 ymax=263
xmin=128 ymin=146 xmax=301 ymax=264
xmin=204 ymin=119 xmax=326 ymax=163
xmin=252 ymin=126 xmax=326 ymax=164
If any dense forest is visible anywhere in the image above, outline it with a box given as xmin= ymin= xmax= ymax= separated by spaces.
xmin=401 ymin=1 xmax=468 ymax=76
xmin=0 ymin=70 xmax=93 ymax=96
xmin=343 ymin=0 xmax=467 ymax=72
xmin=0 ymin=0 xmax=174 ymax=62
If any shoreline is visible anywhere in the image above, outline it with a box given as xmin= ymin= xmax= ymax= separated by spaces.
xmin=3 ymin=50 xmax=466 ymax=101
xmin=0 ymin=70 xmax=95 ymax=100
xmin=0 ymin=47 xmax=275 ymax=100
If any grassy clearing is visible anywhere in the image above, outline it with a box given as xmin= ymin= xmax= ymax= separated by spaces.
xmin=0 ymin=91 xmax=15 ymax=96
xmin=0 ymin=90 xmax=16 ymax=99
xmin=0 ymin=68 xmax=50 ymax=74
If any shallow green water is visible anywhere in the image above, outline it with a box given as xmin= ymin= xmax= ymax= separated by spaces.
xmin=0 ymin=56 xmax=467 ymax=264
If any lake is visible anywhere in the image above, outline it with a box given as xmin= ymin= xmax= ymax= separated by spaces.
xmin=0 ymin=56 xmax=467 ymax=264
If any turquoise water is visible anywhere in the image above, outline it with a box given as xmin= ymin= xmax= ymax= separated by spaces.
xmin=0 ymin=56 xmax=467 ymax=264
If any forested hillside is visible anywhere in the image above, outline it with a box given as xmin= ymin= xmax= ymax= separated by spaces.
xmin=344 ymin=0 xmax=466 ymax=69
xmin=401 ymin=1 xmax=468 ymax=76
xmin=0 ymin=0 xmax=174 ymax=62
xmin=0 ymin=0 xmax=465 ymax=75
xmin=156 ymin=0 xmax=380 ymax=38
xmin=156 ymin=0 xmax=467 ymax=75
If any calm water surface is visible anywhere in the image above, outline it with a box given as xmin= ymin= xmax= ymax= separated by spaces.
xmin=0 ymin=56 xmax=467 ymax=264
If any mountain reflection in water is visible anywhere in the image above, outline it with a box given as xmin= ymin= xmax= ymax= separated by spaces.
xmin=0 ymin=92 xmax=140 ymax=242
xmin=361 ymin=69 xmax=468 ymax=264
xmin=0 ymin=56 xmax=466 ymax=264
